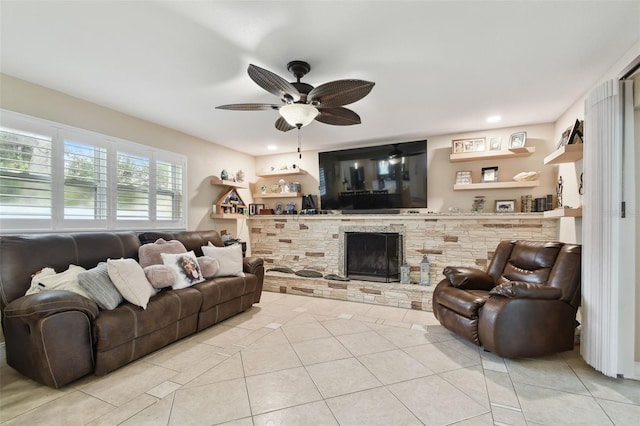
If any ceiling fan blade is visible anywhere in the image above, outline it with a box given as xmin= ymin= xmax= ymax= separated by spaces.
xmin=315 ymin=107 xmax=361 ymax=126
xmin=308 ymin=80 xmax=375 ymax=108
xmin=216 ymin=103 xmax=280 ymax=111
xmin=275 ymin=116 xmax=296 ymax=132
xmin=248 ymin=64 xmax=301 ymax=102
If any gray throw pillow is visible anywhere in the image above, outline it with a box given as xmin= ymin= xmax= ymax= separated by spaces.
xmin=78 ymin=262 xmax=123 ymax=310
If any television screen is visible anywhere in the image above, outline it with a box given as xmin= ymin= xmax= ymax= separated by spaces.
xmin=318 ymin=140 xmax=427 ymax=211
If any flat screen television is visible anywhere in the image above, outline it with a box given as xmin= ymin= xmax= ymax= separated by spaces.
xmin=318 ymin=140 xmax=427 ymax=212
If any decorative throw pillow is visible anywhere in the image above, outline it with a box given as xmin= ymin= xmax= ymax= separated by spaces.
xmin=144 ymin=264 xmax=177 ymax=289
xmin=201 ymin=243 xmax=245 ymax=277
xmin=161 ymin=250 xmax=205 ymax=289
xmin=26 ymin=265 xmax=92 ymax=299
xmin=138 ymin=238 xmax=187 ymax=268
xmin=197 ymin=256 xmax=220 ymax=279
xmin=107 ymin=258 xmax=155 ymax=309
xmin=78 ymin=262 xmax=123 ymax=310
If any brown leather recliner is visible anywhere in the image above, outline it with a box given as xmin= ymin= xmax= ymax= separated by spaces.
xmin=432 ymin=240 xmax=581 ymax=358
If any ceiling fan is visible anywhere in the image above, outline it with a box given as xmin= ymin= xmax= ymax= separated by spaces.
xmin=216 ymin=61 xmax=375 ymax=132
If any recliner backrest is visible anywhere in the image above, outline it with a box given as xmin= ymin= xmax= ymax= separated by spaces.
xmin=486 ymin=240 xmax=581 ymax=307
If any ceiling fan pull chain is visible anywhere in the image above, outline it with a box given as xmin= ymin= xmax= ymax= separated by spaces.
xmin=297 ymin=128 xmax=302 ymax=159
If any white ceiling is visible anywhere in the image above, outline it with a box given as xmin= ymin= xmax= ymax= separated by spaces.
xmin=1 ymin=1 xmax=639 ymax=156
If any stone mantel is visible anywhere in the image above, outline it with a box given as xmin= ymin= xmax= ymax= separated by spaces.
xmin=248 ymin=212 xmax=550 ymax=221
xmin=248 ymin=213 xmax=559 ymax=311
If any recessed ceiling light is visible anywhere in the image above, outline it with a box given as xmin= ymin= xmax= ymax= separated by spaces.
xmin=267 ymin=145 xmax=278 ymax=151
xmin=486 ymin=115 xmax=502 ymax=123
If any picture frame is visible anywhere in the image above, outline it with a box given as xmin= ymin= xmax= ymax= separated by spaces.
xmin=481 ymin=166 xmax=499 ymax=183
xmin=254 ymin=203 xmax=265 ymax=215
xmin=455 ymin=170 xmax=472 ymax=185
xmin=556 ymin=119 xmax=583 ymax=149
xmin=452 ymin=137 xmax=486 ymax=154
xmin=489 ymin=137 xmax=502 ymax=151
xmin=508 ymin=132 xmax=527 ymax=149
xmin=495 ymin=200 xmax=515 ymax=213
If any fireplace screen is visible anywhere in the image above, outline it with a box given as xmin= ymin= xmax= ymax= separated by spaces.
xmin=345 ymin=232 xmax=402 ymax=282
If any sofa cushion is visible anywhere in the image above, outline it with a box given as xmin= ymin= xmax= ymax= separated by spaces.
xmin=195 ymin=275 xmax=257 ymax=311
xmin=78 ymin=262 xmax=123 ymax=310
xmin=201 ymin=243 xmax=244 ymax=277
xmin=26 ymin=265 xmax=92 ymax=300
xmin=161 ymin=251 xmax=205 ymax=289
xmin=107 ymin=258 xmax=155 ymax=309
xmin=143 ymin=265 xmax=177 ymax=289
xmin=197 ymin=256 xmax=220 ymax=279
xmin=93 ymin=287 xmax=202 ymax=352
xmin=138 ymin=238 xmax=187 ymax=268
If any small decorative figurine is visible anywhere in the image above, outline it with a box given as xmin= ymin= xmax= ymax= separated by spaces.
xmin=556 ymin=176 xmax=564 ymax=208
xmin=235 ymin=170 xmax=244 ymax=182
xmin=220 ymin=169 xmax=229 ymax=180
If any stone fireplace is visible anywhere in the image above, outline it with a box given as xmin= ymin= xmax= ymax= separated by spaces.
xmin=344 ymin=232 xmax=402 ymax=282
xmin=248 ymin=214 xmax=559 ymax=311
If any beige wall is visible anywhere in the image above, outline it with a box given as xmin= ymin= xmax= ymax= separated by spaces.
xmin=256 ymin=123 xmax=558 ymax=216
xmin=0 ymin=74 xmax=255 ymax=236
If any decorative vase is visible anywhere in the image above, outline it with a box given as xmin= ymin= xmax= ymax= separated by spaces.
xmin=220 ymin=169 xmax=229 ymax=180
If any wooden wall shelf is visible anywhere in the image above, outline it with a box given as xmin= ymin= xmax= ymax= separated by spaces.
xmin=209 ymin=177 xmax=248 ymax=188
xmin=450 ymin=147 xmax=535 ymax=163
xmin=256 ymin=169 xmax=307 ymax=178
xmin=253 ymin=192 xmax=302 ymax=199
xmin=543 ymin=208 xmax=582 ymax=218
xmin=543 ymin=144 xmax=583 ymax=165
xmin=453 ymin=180 xmax=540 ymax=191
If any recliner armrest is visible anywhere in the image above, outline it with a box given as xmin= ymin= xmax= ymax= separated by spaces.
xmin=3 ymin=290 xmax=99 ymax=324
xmin=243 ymin=256 xmax=264 ymax=275
xmin=443 ymin=266 xmax=495 ymax=290
xmin=489 ymin=281 xmax=562 ymax=300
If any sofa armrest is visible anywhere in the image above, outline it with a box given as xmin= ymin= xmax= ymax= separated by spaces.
xmin=489 ymin=281 xmax=562 ymax=300
xmin=443 ymin=266 xmax=495 ymax=291
xmin=243 ymin=256 xmax=264 ymax=276
xmin=3 ymin=290 xmax=99 ymax=324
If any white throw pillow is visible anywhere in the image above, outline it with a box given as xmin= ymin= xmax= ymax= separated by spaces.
xmin=161 ymin=250 xmax=205 ymax=289
xmin=26 ymin=265 xmax=92 ymax=299
xmin=201 ymin=243 xmax=245 ymax=277
xmin=107 ymin=258 xmax=155 ymax=309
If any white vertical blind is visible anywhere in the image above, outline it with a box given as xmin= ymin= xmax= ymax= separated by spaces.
xmin=581 ymin=80 xmax=624 ymax=377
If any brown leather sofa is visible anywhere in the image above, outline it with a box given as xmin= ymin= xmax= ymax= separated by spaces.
xmin=0 ymin=230 xmax=264 ymax=388
xmin=432 ymin=240 xmax=581 ymax=358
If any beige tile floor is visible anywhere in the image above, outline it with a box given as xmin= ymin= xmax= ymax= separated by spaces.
xmin=2 ymin=291 xmax=640 ymax=425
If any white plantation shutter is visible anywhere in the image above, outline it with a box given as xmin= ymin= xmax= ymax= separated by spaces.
xmin=156 ymin=158 xmax=184 ymax=222
xmin=0 ymin=110 xmax=186 ymax=232
xmin=63 ymin=139 xmax=108 ymax=222
xmin=116 ymin=150 xmax=150 ymax=221
xmin=0 ymin=121 xmax=54 ymax=230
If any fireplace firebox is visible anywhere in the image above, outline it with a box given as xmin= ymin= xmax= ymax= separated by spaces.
xmin=345 ymin=232 xmax=402 ymax=282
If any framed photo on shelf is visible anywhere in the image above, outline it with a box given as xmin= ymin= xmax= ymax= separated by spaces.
xmin=508 ymin=132 xmax=527 ymax=149
xmin=489 ymin=137 xmax=502 ymax=151
xmin=455 ymin=170 xmax=472 ymax=185
xmin=481 ymin=166 xmax=499 ymax=183
xmin=556 ymin=119 xmax=584 ymax=149
xmin=451 ymin=137 xmax=486 ymax=154
xmin=253 ymin=203 xmax=265 ymax=215
xmin=495 ymin=200 xmax=516 ymax=213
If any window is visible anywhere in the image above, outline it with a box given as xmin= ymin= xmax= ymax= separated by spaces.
xmin=0 ymin=126 xmax=53 ymax=222
xmin=63 ymin=139 xmax=107 ymax=221
xmin=0 ymin=110 xmax=186 ymax=232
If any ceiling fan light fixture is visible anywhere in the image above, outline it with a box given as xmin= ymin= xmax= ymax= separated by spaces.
xmin=279 ymin=103 xmax=319 ymax=128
